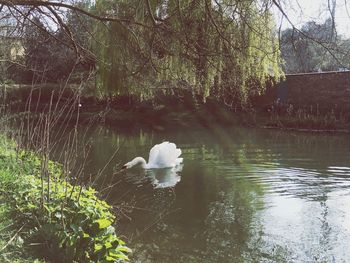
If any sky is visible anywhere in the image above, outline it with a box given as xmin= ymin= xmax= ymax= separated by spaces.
xmin=273 ymin=0 xmax=350 ymax=37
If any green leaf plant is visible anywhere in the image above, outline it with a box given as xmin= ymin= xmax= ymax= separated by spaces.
xmin=0 ymin=135 xmax=131 ymax=262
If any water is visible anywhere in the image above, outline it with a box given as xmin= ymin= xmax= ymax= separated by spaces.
xmin=55 ymin=124 xmax=350 ymax=262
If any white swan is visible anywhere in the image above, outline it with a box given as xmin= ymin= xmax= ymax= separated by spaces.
xmin=122 ymin=141 xmax=183 ymax=169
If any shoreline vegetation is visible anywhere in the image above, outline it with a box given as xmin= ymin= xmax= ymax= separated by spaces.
xmin=3 ymin=83 xmax=350 ymax=133
xmin=0 ymin=134 xmax=131 ymax=263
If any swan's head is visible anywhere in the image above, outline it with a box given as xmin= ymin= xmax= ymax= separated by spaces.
xmin=122 ymin=161 xmax=133 ymax=169
xmin=121 ymin=157 xmax=147 ymax=169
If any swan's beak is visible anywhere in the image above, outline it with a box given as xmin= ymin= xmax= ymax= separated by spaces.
xmin=122 ymin=161 xmax=132 ymax=170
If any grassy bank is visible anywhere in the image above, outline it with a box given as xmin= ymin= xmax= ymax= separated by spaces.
xmin=0 ymin=134 xmax=130 ymax=262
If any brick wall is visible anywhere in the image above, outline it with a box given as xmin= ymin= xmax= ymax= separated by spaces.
xmin=277 ymin=71 xmax=350 ymax=111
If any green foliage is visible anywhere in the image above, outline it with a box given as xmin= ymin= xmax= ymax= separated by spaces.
xmin=0 ymin=135 xmax=130 ymax=262
xmin=3 ymin=0 xmax=283 ymax=104
xmin=93 ymin=0 xmax=283 ymax=105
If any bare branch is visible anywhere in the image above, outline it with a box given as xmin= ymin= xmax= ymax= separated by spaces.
xmin=273 ymin=0 xmax=345 ymax=68
xmin=0 ymin=0 xmax=151 ymax=28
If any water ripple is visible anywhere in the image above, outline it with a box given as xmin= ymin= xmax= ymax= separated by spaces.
xmin=212 ymin=162 xmax=350 ymax=201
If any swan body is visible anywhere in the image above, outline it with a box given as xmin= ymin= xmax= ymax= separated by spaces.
xmin=123 ymin=141 xmax=183 ymax=169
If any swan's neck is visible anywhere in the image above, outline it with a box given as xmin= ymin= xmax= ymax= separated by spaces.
xmin=129 ymin=157 xmax=147 ymax=168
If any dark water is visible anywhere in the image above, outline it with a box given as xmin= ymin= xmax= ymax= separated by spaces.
xmin=56 ymin=124 xmax=350 ymax=262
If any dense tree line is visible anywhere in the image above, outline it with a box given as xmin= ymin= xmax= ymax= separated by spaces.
xmin=0 ymin=0 xmax=287 ymax=106
xmin=280 ymin=18 xmax=350 ymax=73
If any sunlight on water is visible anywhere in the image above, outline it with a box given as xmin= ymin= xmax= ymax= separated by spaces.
xmin=53 ymin=125 xmax=350 ymax=262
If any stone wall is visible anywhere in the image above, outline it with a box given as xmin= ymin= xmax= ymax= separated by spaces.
xmin=276 ymin=71 xmax=350 ymax=111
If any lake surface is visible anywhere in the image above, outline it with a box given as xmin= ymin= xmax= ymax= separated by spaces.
xmin=55 ymin=124 xmax=350 ymax=262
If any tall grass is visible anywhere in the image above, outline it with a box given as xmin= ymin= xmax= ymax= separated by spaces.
xmin=266 ymin=103 xmax=348 ymax=131
xmin=0 ymin=76 xmax=130 ymax=262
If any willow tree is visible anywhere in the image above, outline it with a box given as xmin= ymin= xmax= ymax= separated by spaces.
xmin=94 ymin=0 xmax=283 ymax=104
xmin=93 ymin=0 xmax=156 ymax=98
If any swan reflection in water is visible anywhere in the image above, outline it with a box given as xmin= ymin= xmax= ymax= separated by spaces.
xmin=145 ymin=164 xmax=183 ymax=189
xmin=123 ymin=163 xmax=183 ymax=189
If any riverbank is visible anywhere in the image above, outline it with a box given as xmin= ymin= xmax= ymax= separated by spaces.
xmin=40 ymin=99 xmax=350 ymax=133
xmin=3 ymin=83 xmax=350 ymax=133
xmin=0 ymin=134 xmax=130 ymax=262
